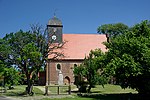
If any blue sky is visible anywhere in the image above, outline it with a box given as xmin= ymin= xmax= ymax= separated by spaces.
xmin=0 ymin=0 xmax=150 ymax=38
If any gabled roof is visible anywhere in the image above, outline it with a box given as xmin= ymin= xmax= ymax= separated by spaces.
xmin=49 ymin=34 xmax=107 ymax=60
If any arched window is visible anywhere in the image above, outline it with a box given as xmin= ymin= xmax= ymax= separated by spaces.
xmin=74 ymin=64 xmax=77 ymax=67
xmin=57 ymin=64 xmax=61 ymax=70
xmin=72 ymin=64 xmax=77 ymax=71
xmin=64 ymin=76 xmax=70 ymax=85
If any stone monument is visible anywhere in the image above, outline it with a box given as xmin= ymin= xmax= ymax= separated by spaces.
xmin=58 ymin=70 xmax=63 ymax=85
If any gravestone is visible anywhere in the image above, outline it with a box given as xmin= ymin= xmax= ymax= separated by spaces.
xmin=58 ymin=70 xmax=63 ymax=85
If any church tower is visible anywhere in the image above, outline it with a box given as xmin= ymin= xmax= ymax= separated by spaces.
xmin=47 ymin=16 xmax=63 ymax=43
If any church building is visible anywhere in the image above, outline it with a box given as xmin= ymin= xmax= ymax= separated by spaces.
xmin=40 ymin=16 xmax=107 ymax=85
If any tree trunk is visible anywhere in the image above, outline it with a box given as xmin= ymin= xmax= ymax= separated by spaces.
xmin=87 ymin=85 xmax=92 ymax=93
xmin=26 ymin=74 xmax=34 ymax=95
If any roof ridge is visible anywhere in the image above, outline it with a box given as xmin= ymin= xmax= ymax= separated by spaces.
xmin=63 ymin=33 xmax=105 ymax=35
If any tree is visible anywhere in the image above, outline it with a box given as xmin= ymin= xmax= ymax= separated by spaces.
xmin=97 ymin=23 xmax=128 ymax=37
xmin=0 ymin=39 xmax=7 ymax=76
xmin=3 ymin=25 xmax=65 ymax=95
xmin=0 ymin=39 xmax=19 ymax=89
xmin=3 ymin=67 xmax=21 ymax=89
xmin=0 ymin=38 xmax=11 ymax=68
xmin=74 ymin=49 xmax=108 ymax=93
xmin=104 ymin=20 xmax=150 ymax=94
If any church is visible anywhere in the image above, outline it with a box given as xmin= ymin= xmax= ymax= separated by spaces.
xmin=39 ymin=16 xmax=107 ymax=85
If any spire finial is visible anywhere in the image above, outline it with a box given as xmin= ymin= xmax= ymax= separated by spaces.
xmin=54 ymin=9 xmax=57 ymax=17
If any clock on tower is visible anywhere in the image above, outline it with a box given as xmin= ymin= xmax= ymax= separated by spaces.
xmin=47 ymin=16 xmax=63 ymax=43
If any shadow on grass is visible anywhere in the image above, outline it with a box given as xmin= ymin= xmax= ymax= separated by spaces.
xmin=5 ymin=91 xmax=45 ymax=97
xmin=78 ymin=93 xmax=150 ymax=100
xmin=3 ymin=86 xmax=45 ymax=97
xmin=4 ymin=91 xmax=28 ymax=97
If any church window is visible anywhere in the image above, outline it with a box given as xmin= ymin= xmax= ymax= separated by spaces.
xmin=74 ymin=64 xmax=77 ymax=67
xmin=72 ymin=64 xmax=77 ymax=70
xmin=57 ymin=64 xmax=61 ymax=70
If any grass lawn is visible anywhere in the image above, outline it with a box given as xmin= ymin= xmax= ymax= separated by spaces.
xmin=0 ymin=85 xmax=43 ymax=96
xmin=47 ymin=85 xmax=76 ymax=95
xmin=40 ymin=84 xmax=139 ymax=100
xmin=91 ymin=84 xmax=137 ymax=94
xmin=0 ymin=84 xmax=140 ymax=100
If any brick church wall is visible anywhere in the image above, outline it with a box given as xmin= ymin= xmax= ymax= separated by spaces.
xmin=48 ymin=60 xmax=82 ymax=85
xmin=38 ymin=71 xmax=46 ymax=85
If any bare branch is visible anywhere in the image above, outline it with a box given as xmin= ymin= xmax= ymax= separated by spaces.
xmin=47 ymin=41 xmax=67 ymax=60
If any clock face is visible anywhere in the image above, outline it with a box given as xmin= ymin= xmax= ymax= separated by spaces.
xmin=52 ymin=35 xmax=57 ymax=40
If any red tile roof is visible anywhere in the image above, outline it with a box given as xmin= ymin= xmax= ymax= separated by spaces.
xmin=49 ymin=34 xmax=107 ymax=60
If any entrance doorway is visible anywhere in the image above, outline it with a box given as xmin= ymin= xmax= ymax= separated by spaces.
xmin=64 ymin=76 xmax=70 ymax=85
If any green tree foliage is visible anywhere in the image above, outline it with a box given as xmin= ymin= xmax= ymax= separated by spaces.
xmin=0 ymin=38 xmax=11 ymax=68
xmin=74 ymin=49 xmax=108 ymax=93
xmin=2 ymin=25 xmax=64 ymax=95
xmin=2 ymin=30 xmax=38 ymax=94
xmin=0 ymin=39 xmax=19 ymax=88
xmin=97 ymin=23 xmax=128 ymax=37
xmin=104 ymin=20 xmax=150 ymax=94
xmin=3 ymin=67 xmax=21 ymax=89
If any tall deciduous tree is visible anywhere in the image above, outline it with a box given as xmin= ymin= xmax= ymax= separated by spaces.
xmin=74 ymin=49 xmax=108 ymax=93
xmin=97 ymin=23 xmax=128 ymax=37
xmin=3 ymin=25 xmax=65 ymax=95
xmin=104 ymin=20 xmax=150 ymax=94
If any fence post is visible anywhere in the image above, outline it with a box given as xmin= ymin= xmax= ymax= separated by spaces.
xmin=68 ymin=85 xmax=71 ymax=94
xmin=45 ymin=86 xmax=48 ymax=95
xmin=57 ymin=86 xmax=59 ymax=95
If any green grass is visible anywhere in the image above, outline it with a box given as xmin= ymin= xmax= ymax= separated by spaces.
xmin=0 ymin=86 xmax=5 ymax=93
xmin=0 ymin=84 xmax=140 ymax=100
xmin=91 ymin=84 xmax=137 ymax=94
xmin=1 ymin=85 xmax=26 ymax=96
xmin=40 ymin=84 xmax=138 ymax=100
xmin=46 ymin=85 xmax=77 ymax=95
xmin=33 ymin=86 xmax=44 ymax=95
xmin=48 ymin=86 xmax=70 ymax=94
xmin=0 ymin=85 xmax=44 ymax=96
